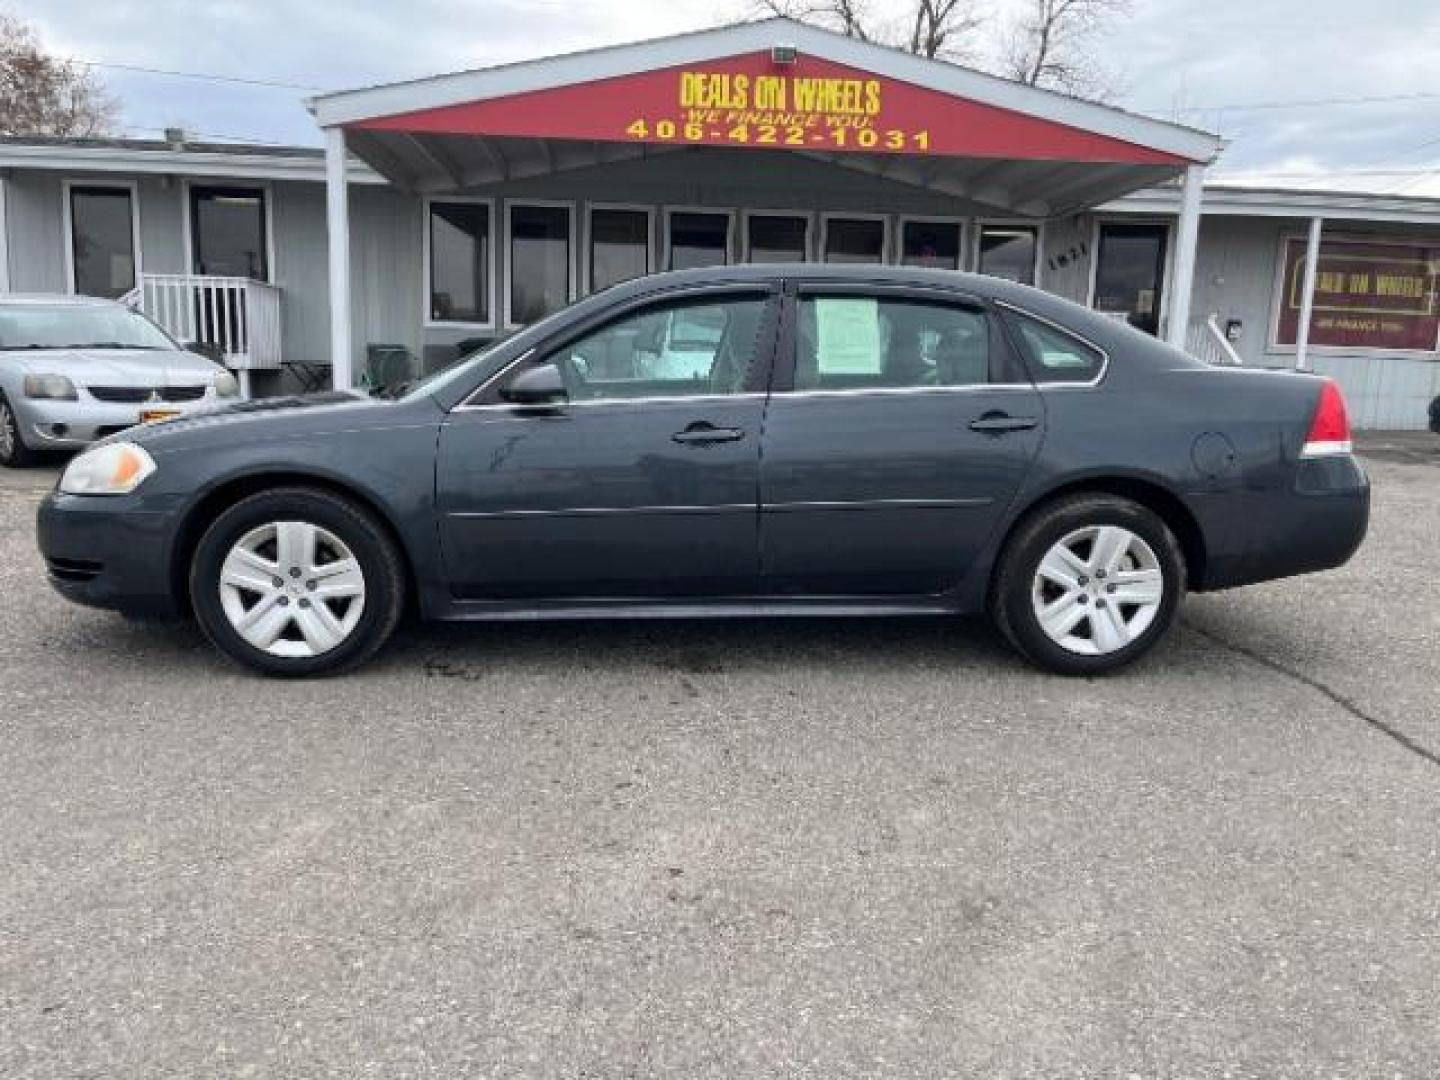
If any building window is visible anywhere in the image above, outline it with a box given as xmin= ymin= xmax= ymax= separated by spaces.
xmin=977 ymin=226 xmax=1037 ymax=286
xmin=747 ymin=214 xmax=809 ymax=263
xmin=68 ymin=186 xmax=136 ymax=299
xmin=900 ymin=220 xmax=962 ymax=270
xmin=190 ymin=185 xmax=268 ymax=280
xmin=509 ymin=203 xmax=572 ymax=325
xmin=823 ymin=217 xmax=885 ymax=264
xmin=428 ymin=201 xmax=491 ymax=324
xmin=668 ymin=211 xmax=730 ymax=270
xmin=588 ymin=207 xmax=650 ymax=293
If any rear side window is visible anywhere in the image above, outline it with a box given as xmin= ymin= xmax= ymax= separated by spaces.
xmin=1005 ymin=310 xmax=1105 ymax=383
xmin=793 ymin=296 xmax=992 ymax=391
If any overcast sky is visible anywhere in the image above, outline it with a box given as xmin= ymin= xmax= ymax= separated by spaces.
xmin=21 ymin=0 xmax=1440 ymax=195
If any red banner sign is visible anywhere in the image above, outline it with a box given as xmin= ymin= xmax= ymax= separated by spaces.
xmin=356 ymin=52 xmax=1183 ymax=165
xmin=1276 ymin=237 xmax=1440 ymax=352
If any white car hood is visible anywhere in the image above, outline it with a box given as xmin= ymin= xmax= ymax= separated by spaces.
xmin=1 ymin=347 xmax=224 ymax=385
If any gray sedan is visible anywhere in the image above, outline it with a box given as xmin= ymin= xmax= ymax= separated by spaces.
xmin=37 ymin=265 xmax=1369 ymax=677
xmin=0 ymin=295 xmax=240 ymax=467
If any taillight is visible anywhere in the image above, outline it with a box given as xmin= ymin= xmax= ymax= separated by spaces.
xmin=1301 ymin=379 xmax=1352 ymax=458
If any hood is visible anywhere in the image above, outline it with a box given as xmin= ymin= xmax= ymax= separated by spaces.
xmin=1 ymin=347 xmax=225 ymax=385
xmin=128 ymin=390 xmax=388 ymax=447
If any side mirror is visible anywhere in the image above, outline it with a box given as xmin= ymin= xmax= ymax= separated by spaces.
xmin=501 ymin=362 xmax=568 ymax=406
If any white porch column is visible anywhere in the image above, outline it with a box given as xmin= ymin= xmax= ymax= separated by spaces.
xmin=324 ymin=126 xmax=353 ymax=389
xmin=1164 ymin=163 xmax=1205 ymax=349
xmin=1294 ymin=215 xmax=1323 ymax=372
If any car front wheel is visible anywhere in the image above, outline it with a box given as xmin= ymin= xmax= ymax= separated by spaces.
xmin=190 ymin=487 xmax=405 ymax=676
xmin=0 ymin=392 xmax=38 ymax=468
xmin=990 ymin=494 xmax=1185 ymax=676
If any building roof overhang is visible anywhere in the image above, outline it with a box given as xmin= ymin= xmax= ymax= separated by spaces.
xmin=309 ymin=18 xmax=1222 ymax=218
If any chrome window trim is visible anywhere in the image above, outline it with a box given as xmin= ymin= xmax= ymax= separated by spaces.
xmin=991 ymin=300 xmax=1110 ymax=389
xmin=454 ymin=390 xmax=769 ymax=413
xmin=774 ymin=383 xmax=1035 ymax=400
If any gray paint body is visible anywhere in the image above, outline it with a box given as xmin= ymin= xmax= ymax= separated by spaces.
xmin=37 ymin=267 xmax=1369 ymax=628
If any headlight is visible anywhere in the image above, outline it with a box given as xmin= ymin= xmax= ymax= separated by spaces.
xmin=214 ymin=371 xmax=239 ymax=397
xmin=59 ymin=442 xmax=157 ymax=496
xmin=24 ymin=374 xmax=77 ymax=400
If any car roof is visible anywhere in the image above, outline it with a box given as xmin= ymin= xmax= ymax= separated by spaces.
xmin=0 ymin=293 xmax=124 ymax=308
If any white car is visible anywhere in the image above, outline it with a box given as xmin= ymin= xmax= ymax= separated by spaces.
xmin=0 ymin=295 xmax=241 ymax=467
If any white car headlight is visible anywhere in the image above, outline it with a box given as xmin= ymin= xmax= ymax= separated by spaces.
xmin=59 ymin=441 xmax=157 ymax=496
xmin=214 ymin=371 xmax=240 ymax=397
xmin=24 ymin=373 xmax=78 ymax=400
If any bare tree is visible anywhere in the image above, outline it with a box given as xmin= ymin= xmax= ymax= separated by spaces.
xmin=1002 ymin=0 xmax=1131 ymax=99
xmin=750 ymin=0 xmax=986 ymax=60
xmin=0 ymin=13 xmax=117 ymax=137
xmin=747 ymin=0 xmax=1132 ymax=99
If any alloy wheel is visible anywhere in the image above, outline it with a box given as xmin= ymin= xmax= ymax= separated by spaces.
xmin=1030 ymin=525 xmax=1164 ymax=656
xmin=217 ymin=520 xmax=367 ymax=658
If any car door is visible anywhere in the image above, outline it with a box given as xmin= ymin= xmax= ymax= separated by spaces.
xmin=435 ymin=284 xmax=779 ymax=601
xmin=758 ymin=282 xmax=1045 ymax=596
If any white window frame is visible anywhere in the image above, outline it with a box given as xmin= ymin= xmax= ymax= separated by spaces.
xmin=662 ymin=206 xmax=736 ymax=271
xmin=180 ymin=178 xmax=276 ymax=284
xmin=819 ymin=212 xmax=891 ymax=265
xmin=504 ymin=198 xmax=576 ymax=330
xmin=423 ymin=194 xmax=498 ymax=331
xmin=1265 ymin=230 xmax=1440 ymax=357
xmin=582 ymin=202 xmax=654 ymax=295
xmin=1085 ymin=216 xmax=1175 ymax=334
xmin=973 ymin=219 xmax=1042 ymax=285
xmin=895 ymin=215 xmax=965 ymax=270
xmin=742 ymin=209 xmax=815 ymax=263
xmin=62 ymin=178 xmax=142 ymax=297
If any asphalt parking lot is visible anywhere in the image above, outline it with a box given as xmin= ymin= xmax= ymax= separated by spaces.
xmin=1 ymin=435 xmax=1437 ymax=1078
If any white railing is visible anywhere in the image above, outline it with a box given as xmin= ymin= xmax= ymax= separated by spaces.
xmin=1185 ymin=312 xmax=1244 ymax=366
xmin=121 ymin=274 xmax=282 ymax=371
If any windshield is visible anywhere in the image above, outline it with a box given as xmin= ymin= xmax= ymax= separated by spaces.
xmin=0 ymin=304 xmax=178 ymax=351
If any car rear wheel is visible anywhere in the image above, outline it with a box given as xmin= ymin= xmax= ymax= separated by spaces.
xmin=0 ymin=392 xmax=38 ymax=468
xmin=190 ymin=487 xmax=405 ymax=676
xmin=990 ymin=494 xmax=1185 ymax=676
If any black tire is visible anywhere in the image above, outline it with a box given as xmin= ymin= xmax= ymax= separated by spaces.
xmin=989 ymin=493 xmax=1186 ymax=676
xmin=0 ymin=391 xmax=39 ymax=468
xmin=189 ymin=486 xmax=405 ymax=676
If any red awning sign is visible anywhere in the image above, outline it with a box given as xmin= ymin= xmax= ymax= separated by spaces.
xmin=354 ymin=52 xmax=1185 ymax=165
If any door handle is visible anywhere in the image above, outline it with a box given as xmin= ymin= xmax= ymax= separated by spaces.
xmin=672 ymin=423 xmax=746 ymax=445
xmin=968 ymin=412 xmax=1039 ymax=434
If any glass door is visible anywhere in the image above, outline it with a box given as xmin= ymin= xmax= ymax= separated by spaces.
xmin=1092 ymin=222 xmax=1168 ymax=336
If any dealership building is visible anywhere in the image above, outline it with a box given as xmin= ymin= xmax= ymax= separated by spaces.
xmin=1 ymin=18 xmax=1437 ymax=428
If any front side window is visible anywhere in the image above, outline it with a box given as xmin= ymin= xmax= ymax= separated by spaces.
xmin=509 ymin=204 xmax=572 ymax=325
xmin=901 ymin=220 xmax=961 ymax=270
xmin=1005 ymin=310 xmax=1104 ymax=383
xmin=589 ymin=208 xmax=649 ymax=293
xmin=668 ymin=212 xmax=730 ymax=270
xmin=429 ymin=201 xmax=491 ymax=324
xmin=824 ymin=218 xmax=886 ymax=264
xmin=747 ymin=215 xmax=809 ymax=263
xmin=69 ymin=186 xmax=136 ymax=299
xmin=794 ymin=296 xmax=992 ymax=391
xmin=545 ymin=294 xmax=769 ymax=402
